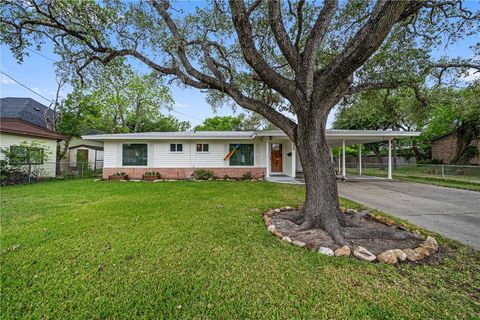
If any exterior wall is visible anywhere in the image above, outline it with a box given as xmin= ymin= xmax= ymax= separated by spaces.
xmin=431 ymin=134 xmax=480 ymax=165
xmin=431 ymin=134 xmax=458 ymax=164
xmin=103 ymin=167 xmax=265 ymax=179
xmin=69 ymin=147 xmax=104 ymax=169
xmin=0 ymin=132 xmax=57 ymax=177
xmin=102 ymin=139 xmax=267 ymax=179
xmin=69 ymin=137 xmax=103 ymax=148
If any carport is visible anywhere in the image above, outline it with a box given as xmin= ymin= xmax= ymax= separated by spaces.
xmin=325 ymin=130 xmax=421 ymax=179
xmin=256 ymin=129 xmax=421 ymax=180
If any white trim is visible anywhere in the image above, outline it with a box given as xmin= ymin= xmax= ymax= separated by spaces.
xmin=265 ymin=140 xmax=270 ymax=177
xmin=342 ymin=139 xmax=346 ymax=178
xmin=388 ymin=139 xmax=392 ymax=179
xmin=359 ymin=144 xmax=362 ymax=176
xmin=291 ymin=143 xmax=296 ymax=177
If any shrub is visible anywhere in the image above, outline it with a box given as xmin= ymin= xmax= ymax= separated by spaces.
xmin=242 ymin=171 xmax=253 ymax=180
xmin=193 ymin=169 xmax=216 ymax=180
xmin=113 ymin=172 xmax=128 ymax=176
xmin=417 ymin=159 xmax=444 ymax=165
xmin=144 ymin=171 xmax=160 ymax=177
xmin=223 ymin=174 xmax=230 ymax=180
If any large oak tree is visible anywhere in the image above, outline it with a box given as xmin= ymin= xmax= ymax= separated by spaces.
xmin=2 ymin=0 xmax=478 ymax=244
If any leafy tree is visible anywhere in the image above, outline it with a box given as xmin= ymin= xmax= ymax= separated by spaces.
xmin=2 ymin=0 xmax=478 ymax=244
xmin=195 ymin=116 xmax=243 ymax=131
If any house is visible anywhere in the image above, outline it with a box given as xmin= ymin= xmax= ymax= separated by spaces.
xmin=431 ymin=132 xmax=480 ymax=165
xmin=65 ymin=129 xmax=104 ymax=171
xmin=82 ymin=130 xmax=420 ymax=180
xmin=0 ymin=97 xmax=66 ymax=177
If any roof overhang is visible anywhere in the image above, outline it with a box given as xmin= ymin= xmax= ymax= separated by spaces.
xmin=82 ymin=129 xmax=420 ymax=145
xmin=0 ymin=118 xmax=67 ymax=140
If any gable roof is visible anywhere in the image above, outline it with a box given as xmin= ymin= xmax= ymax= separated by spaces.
xmin=0 ymin=97 xmax=55 ymax=129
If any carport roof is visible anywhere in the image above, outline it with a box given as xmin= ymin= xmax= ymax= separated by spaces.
xmin=83 ymin=129 xmax=420 ymax=145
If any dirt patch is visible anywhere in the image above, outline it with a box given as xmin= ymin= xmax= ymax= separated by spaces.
xmin=264 ymin=207 xmax=440 ymax=264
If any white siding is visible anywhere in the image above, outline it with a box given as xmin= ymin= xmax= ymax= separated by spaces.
xmin=0 ymin=133 xmax=57 ymax=177
xmin=101 ymin=138 xmax=268 ymax=169
xmin=103 ymin=142 xmax=118 ymax=168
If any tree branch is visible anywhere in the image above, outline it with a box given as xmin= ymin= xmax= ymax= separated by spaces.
xmin=268 ymin=0 xmax=300 ymax=70
xmin=315 ymin=1 xmax=421 ymax=99
xmin=229 ymin=0 xmax=297 ymax=103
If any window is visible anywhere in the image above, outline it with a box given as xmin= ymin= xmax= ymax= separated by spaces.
xmin=10 ymin=146 xmax=44 ymax=165
xmin=196 ymin=143 xmax=209 ymax=152
xmin=170 ymin=143 xmax=183 ymax=152
xmin=229 ymin=144 xmax=254 ymax=166
xmin=122 ymin=144 xmax=147 ymax=166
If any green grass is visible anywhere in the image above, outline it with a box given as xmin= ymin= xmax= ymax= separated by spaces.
xmin=346 ymin=168 xmax=480 ymax=192
xmin=1 ymin=180 xmax=479 ymax=319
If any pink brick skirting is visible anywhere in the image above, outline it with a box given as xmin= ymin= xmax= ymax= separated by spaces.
xmin=103 ymin=167 xmax=266 ymax=179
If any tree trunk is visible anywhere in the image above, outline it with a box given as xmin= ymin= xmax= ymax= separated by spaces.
xmin=56 ymin=139 xmax=70 ymax=176
xmin=295 ymin=114 xmax=346 ymax=245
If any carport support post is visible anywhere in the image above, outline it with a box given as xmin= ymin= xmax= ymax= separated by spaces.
xmin=342 ymin=139 xmax=346 ymax=178
xmin=265 ymin=140 xmax=270 ymax=178
xmin=359 ymin=144 xmax=362 ymax=176
xmin=291 ymin=143 xmax=296 ymax=178
xmin=388 ymin=139 xmax=392 ymax=179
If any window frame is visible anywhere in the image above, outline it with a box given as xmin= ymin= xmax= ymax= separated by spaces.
xmin=169 ymin=143 xmax=183 ymax=153
xmin=228 ymin=143 xmax=255 ymax=167
xmin=122 ymin=143 xmax=148 ymax=166
xmin=196 ymin=143 xmax=209 ymax=153
xmin=10 ymin=146 xmax=44 ymax=165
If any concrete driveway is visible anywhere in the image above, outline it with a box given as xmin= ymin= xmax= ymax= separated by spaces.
xmin=337 ymin=179 xmax=480 ymax=249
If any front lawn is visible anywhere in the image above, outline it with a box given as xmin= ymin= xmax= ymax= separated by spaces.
xmin=1 ymin=180 xmax=479 ymax=319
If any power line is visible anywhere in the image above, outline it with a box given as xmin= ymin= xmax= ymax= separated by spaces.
xmin=2 ymin=70 xmax=205 ymax=122
xmin=0 ymin=71 xmax=55 ymax=104
xmin=170 ymin=109 xmax=203 ymax=121
xmin=25 ymin=47 xmax=57 ymax=62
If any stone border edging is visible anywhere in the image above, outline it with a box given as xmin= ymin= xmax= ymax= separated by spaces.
xmin=263 ymin=207 xmax=438 ymax=264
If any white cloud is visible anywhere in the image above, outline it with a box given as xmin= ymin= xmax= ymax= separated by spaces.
xmin=0 ymin=74 xmax=15 ymax=84
xmin=463 ymin=68 xmax=480 ymax=82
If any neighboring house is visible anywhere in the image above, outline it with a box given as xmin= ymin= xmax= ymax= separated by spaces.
xmin=431 ymin=132 xmax=480 ymax=165
xmin=0 ymin=97 xmax=65 ymax=177
xmin=82 ymin=130 xmax=419 ymax=180
xmin=65 ymin=130 xmax=104 ymax=170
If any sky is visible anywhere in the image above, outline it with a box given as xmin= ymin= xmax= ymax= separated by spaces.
xmin=1 ymin=1 xmax=478 ymax=129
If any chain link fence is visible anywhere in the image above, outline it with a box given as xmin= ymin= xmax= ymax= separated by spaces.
xmin=339 ymin=162 xmax=480 ymax=183
xmin=1 ymin=161 xmax=103 ymax=186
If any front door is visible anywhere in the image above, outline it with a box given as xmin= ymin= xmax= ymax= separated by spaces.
xmin=271 ymin=143 xmax=282 ymax=173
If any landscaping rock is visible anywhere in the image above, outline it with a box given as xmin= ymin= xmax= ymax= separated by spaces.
xmin=345 ymin=208 xmax=357 ymax=214
xmin=318 ymin=247 xmax=334 ymax=256
xmin=292 ymin=240 xmax=306 ymax=248
xmin=274 ymin=209 xmax=281 ymax=213
xmin=272 ymin=230 xmax=284 ymax=238
xmin=392 ymin=249 xmax=407 ymax=262
xmin=376 ymin=250 xmax=399 ymax=264
xmin=402 ymin=248 xmax=423 ymax=262
xmin=267 ymin=225 xmax=276 ymax=232
xmin=334 ymin=245 xmax=351 ymax=257
xmin=419 ymin=236 xmax=438 ymax=254
xmin=353 ymin=246 xmax=376 ymax=262
xmin=414 ymin=246 xmax=431 ymax=259
xmin=282 ymin=236 xmax=292 ymax=243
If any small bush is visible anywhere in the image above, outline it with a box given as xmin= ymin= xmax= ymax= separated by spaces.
xmin=417 ymin=159 xmax=444 ymax=165
xmin=193 ymin=169 xmax=216 ymax=180
xmin=242 ymin=171 xmax=253 ymax=180
xmin=144 ymin=171 xmax=160 ymax=177
xmin=113 ymin=172 xmax=128 ymax=176
xmin=223 ymin=174 xmax=230 ymax=180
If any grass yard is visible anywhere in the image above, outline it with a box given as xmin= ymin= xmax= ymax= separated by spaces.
xmin=1 ymin=180 xmax=479 ymax=319
xmin=346 ymin=168 xmax=480 ymax=192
